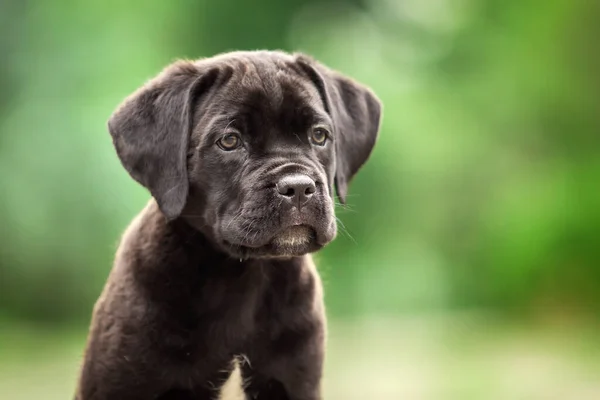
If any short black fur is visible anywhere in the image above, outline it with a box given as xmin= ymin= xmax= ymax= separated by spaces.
xmin=76 ymin=50 xmax=382 ymax=400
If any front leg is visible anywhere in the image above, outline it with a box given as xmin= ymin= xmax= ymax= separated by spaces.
xmin=76 ymin=352 xmax=164 ymax=400
xmin=75 ymin=316 xmax=206 ymax=400
xmin=264 ymin=322 xmax=326 ymax=400
xmin=75 ymin=313 xmax=177 ymax=400
xmin=76 ymin=350 xmax=218 ymax=400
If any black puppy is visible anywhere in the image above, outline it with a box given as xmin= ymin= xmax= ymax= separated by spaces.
xmin=76 ymin=50 xmax=381 ymax=400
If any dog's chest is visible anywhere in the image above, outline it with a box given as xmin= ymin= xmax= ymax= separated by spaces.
xmin=162 ymin=260 xmax=310 ymax=383
xmin=188 ymin=265 xmax=267 ymax=354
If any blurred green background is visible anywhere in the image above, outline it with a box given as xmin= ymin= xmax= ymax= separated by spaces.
xmin=1 ymin=0 xmax=600 ymax=399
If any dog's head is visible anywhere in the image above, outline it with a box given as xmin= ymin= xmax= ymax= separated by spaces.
xmin=108 ymin=51 xmax=381 ymax=258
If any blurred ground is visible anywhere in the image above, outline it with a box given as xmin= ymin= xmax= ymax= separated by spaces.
xmin=2 ymin=315 xmax=600 ymax=400
xmin=1 ymin=0 xmax=600 ymax=397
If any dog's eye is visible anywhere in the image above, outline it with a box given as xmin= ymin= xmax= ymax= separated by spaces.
xmin=217 ymin=134 xmax=241 ymax=151
xmin=310 ymin=127 xmax=328 ymax=146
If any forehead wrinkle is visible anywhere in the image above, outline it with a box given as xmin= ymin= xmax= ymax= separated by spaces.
xmin=219 ymin=60 xmax=330 ymax=138
xmin=250 ymin=58 xmax=284 ymax=108
xmin=279 ymin=78 xmax=327 ymax=120
xmin=292 ymin=77 xmax=327 ymax=111
xmin=226 ymin=97 xmax=263 ymax=114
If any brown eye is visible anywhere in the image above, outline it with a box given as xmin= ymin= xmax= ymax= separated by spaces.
xmin=217 ymin=133 xmax=241 ymax=151
xmin=310 ymin=127 xmax=328 ymax=146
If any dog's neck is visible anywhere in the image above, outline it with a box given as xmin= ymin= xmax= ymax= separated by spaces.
xmin=118 ymin=200 xmax=306 ymax=275
xmin=118 ymin=200 xmax=231 ymax=269
xmin=114 ymin=200 xmax=313 ymax=315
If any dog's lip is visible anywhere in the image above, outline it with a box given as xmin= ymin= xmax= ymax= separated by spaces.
xmin=224 ymin=239 xmax=263 ymax=250
xmin=223 ymin=224 xmax=317 ymax=250
xmin=270 ymin=225 xmax=314 ymax=246
xmin=222 ymin=223 xmax=327 ymax=258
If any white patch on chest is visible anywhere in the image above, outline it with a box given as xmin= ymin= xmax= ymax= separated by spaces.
xmin=217 ymin=356 xmax=249 ymax=400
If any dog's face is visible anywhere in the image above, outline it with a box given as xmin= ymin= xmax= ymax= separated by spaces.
xmin=185 ymin=59 xmax=338 ymax=258
xmin=108 ymin=51 xmax=381 ymax=258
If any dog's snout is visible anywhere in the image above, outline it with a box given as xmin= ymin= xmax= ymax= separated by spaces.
xmin=276 ymin=174 xmax=316 ymax=209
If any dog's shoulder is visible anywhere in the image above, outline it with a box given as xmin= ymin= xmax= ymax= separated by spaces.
xmin=91 ymin=201 xmax=164 ymax=317
xmin=115 ymin=200 xmax=165 ymax=264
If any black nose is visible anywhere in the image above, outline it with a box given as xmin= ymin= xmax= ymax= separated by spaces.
xmin=276 ymin=174 xmax=316 ymax=209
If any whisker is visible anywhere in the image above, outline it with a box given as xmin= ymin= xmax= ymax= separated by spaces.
xmin=334 ymin=203 xmax=357 ymax=213
xmin=226 ymin=210 xmax=244 ymax=231
xmin=223 ymin=118 xmax=236 ymax=134
xmin=240 ymin=219 xmax=257 ymax=245
xmin=335 ymin=216 xmax=356 ymax=244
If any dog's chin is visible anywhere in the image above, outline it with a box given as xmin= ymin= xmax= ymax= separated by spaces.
xmin=269 ymin=225 xmax=319 ymax=256
xmin=224 ymin=225 xmax=324 ymax=259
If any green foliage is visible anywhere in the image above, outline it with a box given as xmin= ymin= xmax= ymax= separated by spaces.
xmin=0 ymin=0 xmax=598 ymax=324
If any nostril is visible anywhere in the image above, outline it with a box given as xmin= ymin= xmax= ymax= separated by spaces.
xmin=276 ymin=174 xmax=317 ymax=204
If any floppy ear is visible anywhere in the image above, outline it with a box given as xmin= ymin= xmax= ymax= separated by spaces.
xmin=108 ymin=61 xmax=218 ymax=219
xmin=295 ymin=55 xmax=382 ymax=203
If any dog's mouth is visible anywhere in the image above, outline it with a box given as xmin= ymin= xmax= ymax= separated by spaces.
xmin=224 ymin=224 xmax=321 ymax=258
xmin=271 ymin=225 xmax=314 ymax=247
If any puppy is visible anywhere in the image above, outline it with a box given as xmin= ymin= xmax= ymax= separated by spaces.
xmin=75 ymin=50 xmax=381 ymax=400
